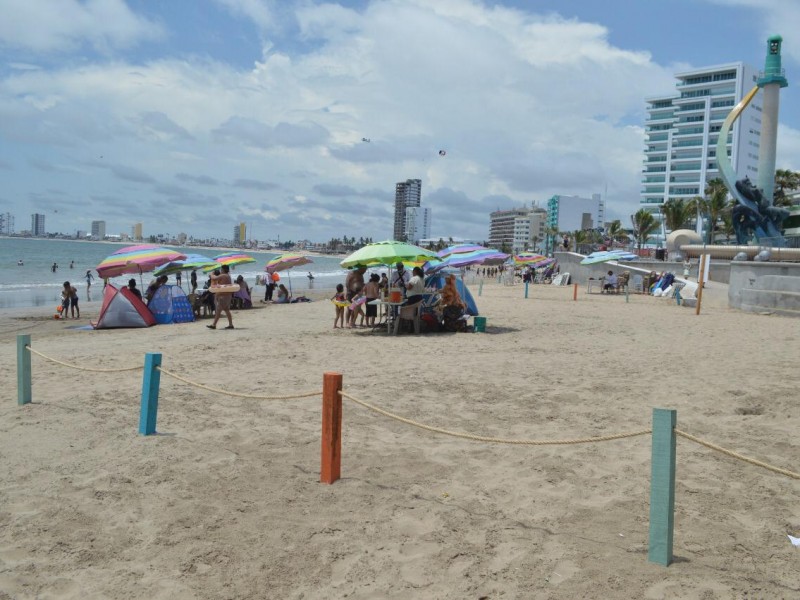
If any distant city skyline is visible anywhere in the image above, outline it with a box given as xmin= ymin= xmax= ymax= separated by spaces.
xmin=1 ymin=1 xmax=799 ymax=241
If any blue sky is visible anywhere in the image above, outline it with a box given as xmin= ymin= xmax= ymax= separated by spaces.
xmin=1 ymin=0 xmax=799 ymax=242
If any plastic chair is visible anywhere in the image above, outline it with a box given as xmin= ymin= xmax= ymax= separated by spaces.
xmin=631 ymin=274 xmax=643 ymax=294
xmin=393 ymin=303 xmax=421 ymax=335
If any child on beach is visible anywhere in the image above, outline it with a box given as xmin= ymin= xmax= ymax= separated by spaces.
xmin=332 ymin=284 xmax=347 ymax=328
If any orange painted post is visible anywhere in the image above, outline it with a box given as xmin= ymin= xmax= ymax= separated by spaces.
xmin=320 ymin=372 xmax=343 ymax=484
xmin=573 ymin=283 xmax=578 ymax=301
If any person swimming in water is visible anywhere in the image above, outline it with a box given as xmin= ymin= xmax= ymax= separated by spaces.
xmin=17 ymin=259 xmax=23 ymax=266
xmin=307 ymin=271 xmax=314 ymax=280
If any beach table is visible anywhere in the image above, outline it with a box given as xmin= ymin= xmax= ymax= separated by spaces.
xmin=368 ymin=299 xmax=404 ymax=334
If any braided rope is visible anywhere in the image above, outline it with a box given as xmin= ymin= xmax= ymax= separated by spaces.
xmin=341 ymin=391 xmax=652 ymax=445
xmin=27 ymin=346 xmax=143 ymax=373
xmin=675 ymin=429 xmax=800 ymax=480
xmin=155 ymin=366 xmax=321 ymax=400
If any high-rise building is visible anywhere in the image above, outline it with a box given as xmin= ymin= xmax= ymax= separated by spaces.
xmin=91 ymin=220 xmax=106 ymax=240
xmin=393 ymin=179 xmax=422 ymax=241
xmin=233 ymin=222 xmax=246 ymax=245
xmin=31 ymin=213 xmax=46 ymax=236
xmin=546 ymin=194 xmax=604 ymax=233
xmin=489 ymin=208 xmax=529 ymax=250
xmin=641 ymin=62 xmax=761 ymax=228
xmin=512 ymin=207 xmax=547 ymax=253
xmin=404 ymin=206 xmax=431 ymax=244
xmin=133 ymin=222 xmax=143 ymax=241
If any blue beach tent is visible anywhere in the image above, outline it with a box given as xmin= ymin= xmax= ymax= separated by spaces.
xmin=148 ymin=284 xmax=195 ymax=324
xmin=424 ymin=275 xmax=479 ymax=316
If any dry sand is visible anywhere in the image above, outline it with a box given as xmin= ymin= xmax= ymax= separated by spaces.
xmin=0 ymin=280 xmax=798 ymax=599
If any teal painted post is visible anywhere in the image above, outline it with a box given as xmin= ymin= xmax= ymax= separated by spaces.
xmin=479 ymin=280 xmax=483 ymax=296
xmin=17 ymin=334 xmax=31 ymax=406
xmin=648 ymin=408 xmax=677 ymax=566
xmin=139 ymin=353 xmax=162 ymax=435
xmin=675 ymin=290 xmax=682 ymax=306
xmin=524 ymin=282 xmax=529 ymax=298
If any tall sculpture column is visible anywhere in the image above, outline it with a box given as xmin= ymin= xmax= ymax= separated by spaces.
xmin=755 ymin=35 xmax=789 ymax=204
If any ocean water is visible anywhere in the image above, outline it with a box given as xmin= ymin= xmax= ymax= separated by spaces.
xmin=0 ymin=238 xmax=361 ymax=309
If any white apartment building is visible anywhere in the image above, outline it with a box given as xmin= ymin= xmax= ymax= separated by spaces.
xmin=393 ymin=179 xmax=422 ymax=241
xmin=512 ymin=208 xmax=547 ymax=253
xmin=641 ymin=62 xmax=761 ymax=225
xmin=404 ymin=206 xmax=431 ymax=244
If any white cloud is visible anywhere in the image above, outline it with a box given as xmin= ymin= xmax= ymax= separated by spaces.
xmin=0 ymin=0 xmax=164 ymax=53
xmin=0 ymin=1 xmax=688 ymax=239
xmin=707 ymin=0 xmax=800 ymax=63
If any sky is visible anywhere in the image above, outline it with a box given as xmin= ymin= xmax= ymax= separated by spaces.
xmin=1 ymin=0 xmax=800 ymax=243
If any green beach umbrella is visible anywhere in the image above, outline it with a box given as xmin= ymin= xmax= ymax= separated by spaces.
xmin=340 ymin=240 xmax=440 ymax=269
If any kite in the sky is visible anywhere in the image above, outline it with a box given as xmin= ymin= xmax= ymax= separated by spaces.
xmin=361 ymin=137 xmax=371 ymax=143
xmin=438 ymin=150 xmax=446 ymax=156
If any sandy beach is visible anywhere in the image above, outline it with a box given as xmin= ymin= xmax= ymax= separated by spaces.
xmin=0 ymin=280 xmax=798 ymax=599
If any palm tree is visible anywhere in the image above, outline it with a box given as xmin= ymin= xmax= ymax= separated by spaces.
xmin=704 ymin=178 xmax=729 ymax=244
xmin=774 ymin=168 xmax=800 ymax=208
xmin=605 ymin=220 xmax=628 ymax=246
xmin=544 ymin=225 xmax=559 ymax=255
xmin=660 ymin=198 xmax=693 ymax=232
xmin=687 ymin=195 xmax=707 ymax=237
xmin=631 ymin=209 xmax=659 ymax=250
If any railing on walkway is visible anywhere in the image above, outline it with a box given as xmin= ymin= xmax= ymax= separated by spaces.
xmin=15 ymin=334 xmax=799 ymax=568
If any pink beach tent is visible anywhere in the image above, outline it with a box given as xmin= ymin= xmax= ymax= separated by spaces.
xmin=92 ymin=284 xmax=156 ymax=329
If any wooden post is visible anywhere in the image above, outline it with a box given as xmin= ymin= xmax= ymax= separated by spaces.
xmin=625 ymin=286 xmax=629 ymax=303
xmin=139 ymin=353 xmax=162 ymax=435
xmin=648 ymin=408 xmax=677 ymax=567
xmin=321 ymin=372 xmax=343 ymax=484
xmin=17 ymin=334 xmax=31 ymax=406
xmin=524 ymin=282 xmax=529 ymax=299
xmin=695 ymin=254 xmax=706 ymax=315
xmin=573 ymin=283 xmax=578 ymax=301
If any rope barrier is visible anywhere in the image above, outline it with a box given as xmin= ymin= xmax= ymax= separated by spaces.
xmin=340 ymin=391 xmax=652 ymax=445
xmin=675 ymin=429 xmax=800 ymax=480
xmin=26 ymin=346 xmax=143 ymax=373
xmin=155 ymin=366 xmax=322 ymax=400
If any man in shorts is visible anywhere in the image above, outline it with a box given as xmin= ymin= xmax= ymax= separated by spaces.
xmin=207 ymin=264 xmax=235 ymax=330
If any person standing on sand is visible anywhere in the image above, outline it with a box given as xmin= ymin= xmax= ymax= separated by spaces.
xmin=62 ymin=281 xmax=79 ymax=318
xmin=85 ymin=270 xmax=94 ymax=292
xmin=207 ymin=264 xmax=234 ymax=330
xmin=190 ymin=269 xmax=198 ymax=293
xmin=345 ymin=265 xmax=366 ymax=301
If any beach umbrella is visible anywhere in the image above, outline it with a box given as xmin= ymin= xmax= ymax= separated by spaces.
xmin=264 ymin=253 xmax=314 ymax=294
xmin=154 ymin=253 xmax=218 ymax=278
xmin=437 ymin=244 xmax=487 ymax=259
xmin=340 ymin=240 xmax=440 ymax=269
xmin=580 ymin=250 xmax=639 ymax=265
xmin=95 ymin=244 xmax=187 ymax=279
xmin=513 ymin=252 xmax=546 ymax=266
xmin=426 ymin=249 xmax=508 ymax=273
xmin=202 ymin=252 xmax=256 ymax=272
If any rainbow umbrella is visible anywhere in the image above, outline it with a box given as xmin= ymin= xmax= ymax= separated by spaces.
xmin=513 ymin=252 xmax=546 ymax=266
xmin=437 ymin=244 xmax=487 ymax=259
xmin=426 ymin=249 xmax=508 ymax=273
xmin=154 ymin=253 xmax=218 ymax=277
xmin=96 ymin=244 xmax=187 ymax=279
xmin=203 ymin=252 xmax=256 ymax=272
xmin=265 ymin=253 xmax=313 ymax=273
xmin=265 ymin=253 xmax=314 ymax=294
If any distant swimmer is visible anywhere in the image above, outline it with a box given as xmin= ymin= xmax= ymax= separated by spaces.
xmin=17 ymin=259 xmax=23 ymax=266
xmin=70 ymin=260 xmax=74 ymax=269
xmin=51 ymin=262 xmax=58 ymax=273
xmin=307 ymin=271 xmax=314 ymax=280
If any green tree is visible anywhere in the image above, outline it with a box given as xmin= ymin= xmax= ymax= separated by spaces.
xmin=660 ymin=198 xmax=692 ymax=232
xmin=631 ymin=209 xmax=659 ymax=250
xmin=774 ymin=168 xmax=800 ymax=207
xmin=605 ymin=220 xmax=627 ymax=245
xmin=704 ymin=178 xmax=729 ymax=244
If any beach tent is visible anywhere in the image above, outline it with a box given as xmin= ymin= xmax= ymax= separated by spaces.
xmin=148 ymin=284 xmax=195 ymax=324
xmin=424 ymin=274 xmax=479 ymax=316
xmin=92 ymin=284 xmax=156 ymax=329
